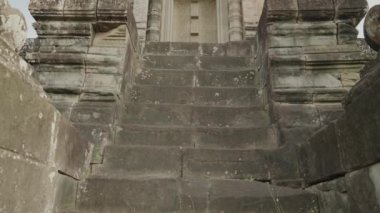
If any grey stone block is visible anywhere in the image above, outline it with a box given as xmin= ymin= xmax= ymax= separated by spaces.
xmin=346 ymin=163 xmax=380 ymax=213
xmin=0 ymin=63 xmax=57 ymax=163
xmin=209 ymin=180 xmax=319 ymax=213
xmin=70 ymin=102 xmax=116 ymax=125
xmin=95 ymin=145 xmax=182 ymax=177
xmin=29 ymin=0 xmax=65 ymax=17
xmin=301 ymin=124 xmax=345 ymax=185
xmin=63 ymin=0 xmax=97 ymax=19
xmin=298 ymin=0 xmax=335 ymax=21
xmin=54 ymin=117 xmax=92 ymax=180
xmin=267 ymin=0 xmax=298 ymax=21
xmin=183 ymin=148 xmax=271 ymax=180
xmin=129 ymin=85 xmax=261 ymax=106
xmin=274 ymin=103 xmax=321 ymax=128
xmin=0 ymin=150 xmax=56 ymax=213
xmin=35 ymin=71 xmax=85 ymax=93
xmin=77 ymin=177 xmax=181 ymax=212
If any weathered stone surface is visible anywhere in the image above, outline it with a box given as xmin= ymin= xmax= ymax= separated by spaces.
xmin=298 ymin=0 xmax=335 ymax=21
xmin=316 ymin=191 xmax=350 ymax=213
xmin=63 ymin=0 xmax=97 ymax=19
xmin=346 ymin=163 xmax=380 ymax=212
xmin=129 ymin=85 xmax=261 ymax=106
xmin=334 ymin=0 xmax=368 ymax=25
xmin=97 ymin=0 xmax=128 ymax=21
xmin=70 ymin=102 xmax=115 ymax=125
xmin=268 ymin=22 xmax=337 ymax=47
xmin=364 ymin=5 xmax=380 ymax=51
xmin=53 ymin=174 xmax=78 ymax=211
xmin=77 ymin=177 xmax=319 ymax=213
xmin=15 ymin=1 xmax=378 ymax=212
xmin=267 ymin=0 xmax=298 ymax=21
xmin=338 ymin=23 xmax=358 ymax=44
xmin=124 ymin=104 xmax=269 ymax=128
xmin=94 ymin=145 xmax=182 ymax=177
xmin=301 ymin=124 xmax=345 ymax=184
xmin=0 ymin=63 xmax=57 ymax=163
xmin=116 ymin=124 xmax=277 ymax=150
xmin=209 ymin=180 xmax=319 ymax=212
xmin=0 ymin=12 xmax=92 ymax=211
xmin=55 ymin=117 xmax=92 ymax=180
xmin=29 ymin=0 xmax=65 ymax=18
xmin=74 ymin=123 xmax=113 ymax=164
xmin=275 ymin=103 xmax=321 ymax=128
xmin=0 ymin=150 xmax=56 ymax=213
xmin=78 ymin=177 xmax=181 ymax=212
xmin=183 ymin=146 xmax=299 ymax=182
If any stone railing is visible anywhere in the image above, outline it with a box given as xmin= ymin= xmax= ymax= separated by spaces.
xmin=0 ymin=1 xmax=92 ymax=212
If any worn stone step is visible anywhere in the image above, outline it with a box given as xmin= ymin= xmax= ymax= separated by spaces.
xmin=123 ymin=104 xmax=270 ymax=128
xmin=77 ymin=177 xmax=319 ymax=213
xmin=92 ymin=145 xmax=182 ymax=177
xmin=143 ymin=55 xmax=252 ymax=70
xmin=128 ymin=85 xmax=261 ymax=106
xmin=183 ymin=146 xmax=300 ymax=181
xmin=135 ymin=68 xmax=256 ymax=87
xmin=116 ymin=124 xmax=278 ymax=149
xmin=144 ymin=41 xmax=254 ymax=57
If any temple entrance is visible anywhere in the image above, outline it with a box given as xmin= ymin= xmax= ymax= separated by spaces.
xmin=171 ymin=0 xmax=217 ymax=43
xmin=157 ymin=0 xmax=229 ymax=43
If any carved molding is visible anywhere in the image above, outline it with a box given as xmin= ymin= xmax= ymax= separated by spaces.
xmin=228 ymin=0 xmax=244 ymax=41
xmin=146 ymin=0 xmax=162 ymax=42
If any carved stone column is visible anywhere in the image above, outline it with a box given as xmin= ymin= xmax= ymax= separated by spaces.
xmin=217 ymin=0 xmax=229 ymax=43
xmin=228 ymin=0 xmax=243 ymax=41
xmin=161 ymin=0 xmax=174 ymax=42
xmin=146 ymin=0 xmax=162 ymax=42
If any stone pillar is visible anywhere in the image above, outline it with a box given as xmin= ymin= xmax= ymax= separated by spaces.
xmin=133 ymin=0 xmax=150 ymax=44
xmin=217 ymin=0 xmax=229 ymax=43
xmin=228 ymin=0 xmax=244 ymax=41
xmin=161 ymin=0 xmax=174 ymax=42
xmin=242 ymin=0 xmax=265 ymax=39
xmin=146 ymin=0 xmax=162 ymax=42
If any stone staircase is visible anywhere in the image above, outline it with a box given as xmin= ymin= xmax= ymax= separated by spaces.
xmin=75 ymin=42 xmax=320 ymax=212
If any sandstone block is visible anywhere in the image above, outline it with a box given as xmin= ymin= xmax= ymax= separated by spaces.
xmin=298 ymin=0 xmax=335 ymax=21
xmin=0 ymin=150 xmax=55 ymax=213
xmin=300 ymin=124 xmax=345 ymax=185
xmin=63 ymin=0 xmax=97 ymax=19
xmin=267 ymin=0 xmax=298 ymax=21
xmin=0 ymin=63 xmax=57 ymax=163
xmin=346 ymin=163 xmax=380 ymax=212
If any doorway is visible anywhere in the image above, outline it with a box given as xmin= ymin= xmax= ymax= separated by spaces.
xmin=171 ymin=0 xmax=218 ymax=43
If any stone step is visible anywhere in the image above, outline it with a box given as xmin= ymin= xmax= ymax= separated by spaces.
xmin=144 ymin=41 xmax=255 ymax=57
xmin=93 ymin=145 xmax=296 ymax=181
xmin=143 ymin=55 xmax=252 ymax=71
xmin=128 ymin=85 xmax=261 ymax=106
xmin=123 ymin=104 xmax=270 ymax=128
xmin=135 ymin=68 xmax=256 ymax=87
xmin=77 ymin=177 xmax=319 ymax=213
xmin=93 ymin=145 xmax=182 ymax=177
xmin=116 ymin=124 xmax=278 ymax=149
xmin=183 ymin=146 xmax=300 ymax=181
